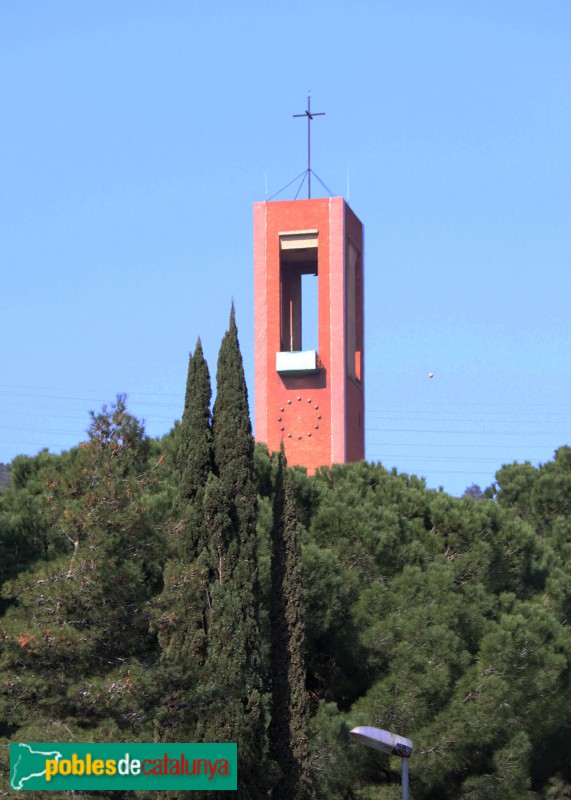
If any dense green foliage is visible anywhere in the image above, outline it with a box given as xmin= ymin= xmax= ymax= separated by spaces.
xmin=0 ymin=398 xmax=164 ymax=798
xmin=0 ymin=324 xmax=569 ymax=798
xmin=0 ymin=464 xmax=9 ymax=491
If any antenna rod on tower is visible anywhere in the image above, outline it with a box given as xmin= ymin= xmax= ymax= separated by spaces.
xmin=307 ymin=94 xmax=311 ymax=199
xmin=293 ymin=92 xmax=325 ymax=199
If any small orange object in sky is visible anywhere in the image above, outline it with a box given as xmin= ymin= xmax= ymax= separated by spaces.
xmin=428 ymin=373 xmax=434 ymax=379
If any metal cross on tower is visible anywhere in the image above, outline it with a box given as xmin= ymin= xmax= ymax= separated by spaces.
xmin=293 ymin=93 xmax=325 ymax=199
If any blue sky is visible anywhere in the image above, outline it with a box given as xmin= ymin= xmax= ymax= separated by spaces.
xmin=1 ymin=1 xmax=570 ymax=497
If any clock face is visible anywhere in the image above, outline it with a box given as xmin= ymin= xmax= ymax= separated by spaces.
xmin=276 ymin=395 xmax=322 ymax=442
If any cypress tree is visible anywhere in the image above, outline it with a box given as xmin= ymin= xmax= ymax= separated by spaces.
xmin=153 ymin=340 xmax=213 ymax=745
xmin=176 ymin=337 xmax=213 ymax=560
xmin=178 ymin=338 xmax=213 ymax=504
xmin=195 ymin=306 xmax=272 ymax=799
xmin=269 ymin=445 xmax=314 ymax=800
xmin=211 ymin=306 xmax=260 ymax=613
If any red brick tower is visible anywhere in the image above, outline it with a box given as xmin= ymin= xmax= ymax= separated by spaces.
xmin=254 ymin=197 xmax=364 ymax=473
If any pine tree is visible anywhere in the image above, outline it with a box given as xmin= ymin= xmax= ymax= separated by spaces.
xmin=0 ymin=398 xmax=161 ymax=752
xmin=0 ymin=451 xmax=57 ymax=614
xmin=195 ymin=306 xmax=272 ymax=799
xmin=269 ymin=446 xmax=314 ymax=800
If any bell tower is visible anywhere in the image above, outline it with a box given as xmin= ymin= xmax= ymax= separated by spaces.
xmin=253 ymin=196 xmax=364 ymax=473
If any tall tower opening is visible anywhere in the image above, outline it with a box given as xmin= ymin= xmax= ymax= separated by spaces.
xmin=279 ymin=229 xmax=318 ymax=354
xmin=254 ymin=197 xmax=364 ymax=473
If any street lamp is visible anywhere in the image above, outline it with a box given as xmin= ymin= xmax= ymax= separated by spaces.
xmin=350 ymin=726 xmax=413 ymax=800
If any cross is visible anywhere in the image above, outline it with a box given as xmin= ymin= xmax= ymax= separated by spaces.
xmin=293 ymin=93 xmax=325 ymax=199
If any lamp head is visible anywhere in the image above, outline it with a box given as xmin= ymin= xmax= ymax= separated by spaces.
xmin=350 ymin=727 xmax=413 ymax=758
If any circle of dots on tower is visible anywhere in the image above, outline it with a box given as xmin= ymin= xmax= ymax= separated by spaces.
xmin=277 ymin=397 xmax=322 ymax=440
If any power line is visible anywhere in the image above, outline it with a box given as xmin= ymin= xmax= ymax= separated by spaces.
xmin=367 ymin=427 xmax=569 ymax=436
xmin=367 ymin=441 xmax=560 ymax=450
xmin=0 ymin=393 xmax=180 ymax=410
xmin=367 ymin=412 xmax=571 ymax=422
xmin=0 ymin=383 xmax=182 ymax=399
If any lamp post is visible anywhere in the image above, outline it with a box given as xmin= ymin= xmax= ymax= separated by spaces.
xmin=350 ymin=726 xmax=413 ymax=800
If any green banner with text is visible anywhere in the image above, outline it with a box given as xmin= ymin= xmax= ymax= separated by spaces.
xmin=10 ymin=742 xmax=237 ymax=791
